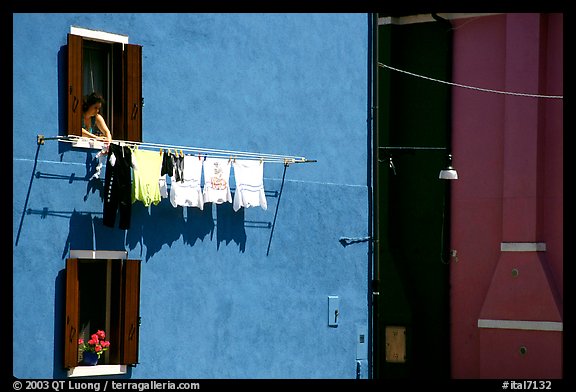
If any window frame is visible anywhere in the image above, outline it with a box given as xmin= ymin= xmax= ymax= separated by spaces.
xmin=64 ymin=253 xmax=141 ymax=373
xmin=67 ymin=27 xmax=143 ymax=144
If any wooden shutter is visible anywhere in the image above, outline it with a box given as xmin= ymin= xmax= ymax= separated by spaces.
xmin=64 ymin=258 xmax=80 ymax=368
xmin=112 ymin=42 xmax=126 ymax=141
xmin=67 ymin=34 xmax=83 ymax=136
xmin=121 ymin=259 xmax=141 ymax=364
xmin=125 ymin=44 xmax=142 ymax=142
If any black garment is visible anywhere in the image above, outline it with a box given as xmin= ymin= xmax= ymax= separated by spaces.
xmin=161 ymin=151 xmax=174 ymax=177
xmin=172 ymin=154 xmax=184 ymax=183
xmin=103 ymin=143 xmax=133 ymax=230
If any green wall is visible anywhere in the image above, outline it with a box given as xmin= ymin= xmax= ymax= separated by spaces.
xmin=375 ymin=19 xmax=452 ymax=379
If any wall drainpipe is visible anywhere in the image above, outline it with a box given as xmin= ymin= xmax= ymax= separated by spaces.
xmin=370 ymin=11 xmax=380 ymax=380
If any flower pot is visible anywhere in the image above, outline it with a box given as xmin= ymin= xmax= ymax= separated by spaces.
xmin=80 ymin=351 xmax=99 ymax=366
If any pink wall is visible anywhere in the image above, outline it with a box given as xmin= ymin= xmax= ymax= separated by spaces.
xmin=450 ymin=13 xmax=563 ymax=379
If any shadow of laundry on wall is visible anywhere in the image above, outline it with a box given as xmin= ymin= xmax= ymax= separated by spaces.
xmin=61 ymin=210 xmax=127 ymax=259
xmin=183 ymin=203 xmax=216 ymax=247
xmin=215 ymin=202 xmax=247 ymax=253
xmin=126 ymin=199 xmax=217 ymax=262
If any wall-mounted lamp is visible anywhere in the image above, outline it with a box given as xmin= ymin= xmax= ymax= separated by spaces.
xmin=378 ymin=146 xmax=458 ymax=180
xmin=439 ymin=154 xmax=458 ymax=180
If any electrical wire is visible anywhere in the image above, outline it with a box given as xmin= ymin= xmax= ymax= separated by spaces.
xmin=378 ymin=62 xmax=563 ymax=99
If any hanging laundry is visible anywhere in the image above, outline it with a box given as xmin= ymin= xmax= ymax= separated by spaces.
xmin=89 ymin=143 xmax=110 ymax=181
xmin=158 ymin=151 xmax=174 ymax=198
xmin=172 ymin=153 xmax=185 ymax=183
xmin=233 ymin=159 xmax=268 ymax=211
xmin=103 ymin=143 xmax=134 ymax=230
xmin=170 ymin=155 xmax=204 ymax=209
xmin=132 ymin=149 xmax=163 ymax=207
xmin=203 ymin=158 xmax=232 ymax=205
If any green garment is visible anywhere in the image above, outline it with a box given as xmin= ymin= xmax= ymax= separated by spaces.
xmin=131 ymin=149 xmax=163 ymax=207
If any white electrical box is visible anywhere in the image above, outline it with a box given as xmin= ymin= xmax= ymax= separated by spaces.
xmin=328 ymin=296 xmax=339 ymax=327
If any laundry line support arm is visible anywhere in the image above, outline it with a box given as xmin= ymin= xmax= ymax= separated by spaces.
xmin=37 ymin=134 xmax=316 ymax=165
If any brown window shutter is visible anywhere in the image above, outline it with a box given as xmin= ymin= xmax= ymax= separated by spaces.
xmin=67 ymin=34 xmax=83 ymax=136
xmin=121 ymin=259 xmax=141 ymax=365
xmin=125 ymin=44 xmax=142 ymax=142
xmin=112 ymin=42 xmax=126 ymax=141
xmin=64 ymin=258 xmax=80 ymax=369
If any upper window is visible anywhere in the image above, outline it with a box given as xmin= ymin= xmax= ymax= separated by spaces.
xmin=67 ymin=27 xmax=143 ymax=142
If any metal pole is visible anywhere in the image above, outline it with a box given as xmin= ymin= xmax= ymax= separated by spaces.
xmin=266 ymin=163 xmax=288 ymax=256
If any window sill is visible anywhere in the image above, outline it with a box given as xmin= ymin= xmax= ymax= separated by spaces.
xmin=67 ymin=365 xmax=127 ymax=378
xmin=71 ymin=137 xmax=106 ymax=150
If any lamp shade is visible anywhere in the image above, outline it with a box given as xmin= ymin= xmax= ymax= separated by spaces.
xmin=439 ymin=167 xmax=458 ymax=180
xmin=439 ymin=153 xmax=458 ymax=180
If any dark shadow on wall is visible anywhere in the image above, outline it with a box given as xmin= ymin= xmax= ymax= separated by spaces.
xmin=14 ymin=141 xmax=103 ymax=247
xmin=123 ymin=199 xmax=249 ymax=259
xmin=183 ymin=203 xmax=216 ymax=247
xmin=62 ymin=211 xmax=94 ymax=259
xmin=93 ymin=216 xmax=128 ymax=250
xmin=125 ymin=199 xmax=217 ymax=262
xmin=62 ymin=211 xmax=126 ymax=259
xmin=216 ymin=202 xmax=246 ymax=253
xmin=84 ymin=152 xmax=106 ymax=202
xmin=55 ymin=185 xmax=274 ymax=262
xmin=57 ymin=202 xmax=250 ymax=262
xmin=14 ymin=143 xmax=41 ymax=247
xmin=125 ymin=202 xmax=148 ymax=259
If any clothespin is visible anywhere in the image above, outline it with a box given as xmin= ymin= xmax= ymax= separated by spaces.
xmin=159 ymin=148 xmax=163 ymax=155
xmin=180 ymin=149 xmax=184 ymax=158
xmin=260 ymin=157 xmax=264 ymax=164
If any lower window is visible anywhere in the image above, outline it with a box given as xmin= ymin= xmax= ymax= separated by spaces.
xmin=64 ymin=253 xmax=141 ymax=369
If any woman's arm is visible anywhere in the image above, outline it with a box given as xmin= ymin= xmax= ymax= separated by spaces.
xmin=95 ymin=114 xmax=112 ymax=141
xmin=82 ymin=128 xmax=99 ymax=138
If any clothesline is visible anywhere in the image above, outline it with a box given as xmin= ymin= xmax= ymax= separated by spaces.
xmin=37 ymin=134 xmax=317 ymax=165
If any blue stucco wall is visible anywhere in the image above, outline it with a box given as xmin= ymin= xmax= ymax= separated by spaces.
xmin=13 ymin=13 xmax=370 ymax=379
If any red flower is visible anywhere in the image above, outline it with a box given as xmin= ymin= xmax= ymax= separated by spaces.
xmin=78 ymin=329 xmax=111 ymax=360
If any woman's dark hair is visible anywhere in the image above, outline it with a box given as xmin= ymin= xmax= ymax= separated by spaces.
xmin=82 ymin=92 xmax=105 ymax=113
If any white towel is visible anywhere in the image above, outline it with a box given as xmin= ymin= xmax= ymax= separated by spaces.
xmin=170 ymin=155 xmax=204 ymax=209
xmin=202 ymin=158 xmax=232 ymax=205
xmin=233 ymin=159 xmax=267 ymax=211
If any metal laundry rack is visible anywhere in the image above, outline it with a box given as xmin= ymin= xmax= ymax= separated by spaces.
xmin=36 ymin=134 xmax=317 ymax=165
xmin=35 ymin=133 xmax=316 ymax=255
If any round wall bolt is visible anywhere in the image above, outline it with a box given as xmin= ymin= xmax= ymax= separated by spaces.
xmin=519 ymin=346 xmax=527 ymax=355
xmin=512 ymin=268 xmax=519 ymax=277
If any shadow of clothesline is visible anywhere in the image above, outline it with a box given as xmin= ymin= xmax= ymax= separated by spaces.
xmin=26 ymin=207 xmax=271 ymax=228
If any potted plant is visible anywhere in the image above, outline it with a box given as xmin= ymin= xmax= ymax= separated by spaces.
xmin=78 ymin=330 xmax=110 ymax=366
